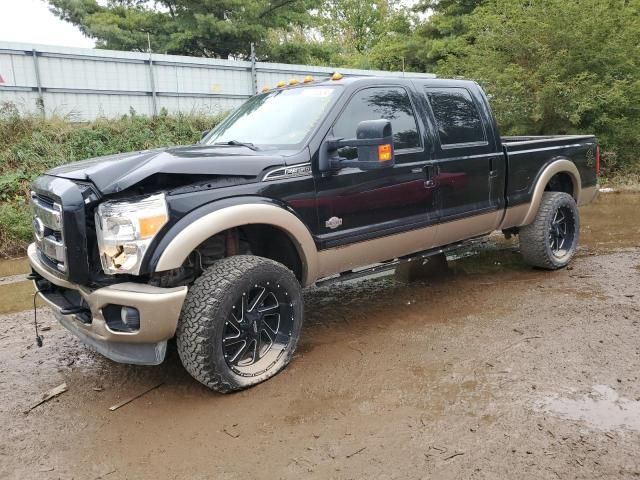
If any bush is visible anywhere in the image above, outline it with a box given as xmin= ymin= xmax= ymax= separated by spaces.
xmin=0 ymin=202 xmax=32 ymax=257
xmin=436 ymin=0 xmax=640 ymax=176
xmin=0 ymin=107 xmax=225 ymax=257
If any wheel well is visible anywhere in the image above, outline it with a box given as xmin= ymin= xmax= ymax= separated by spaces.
xmin=188 ymin=224 xmax=303 ymax=282
xmin=239 ymin=225 xmax=303 ymax=281
xmin=544 ymin=172 xmax=575 ymax=199
xmin=150 ymin=224 xmax=305 ymax=287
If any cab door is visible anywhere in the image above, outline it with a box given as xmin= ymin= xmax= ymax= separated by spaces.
xmin=313 ymin=85 xmax=438 ymax=249
xmin=420 ymin=84 xmax=505 ymax=221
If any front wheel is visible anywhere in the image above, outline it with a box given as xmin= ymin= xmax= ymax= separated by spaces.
xmin=519 ymin=191 xmax=580 ymax=269
xmin=177 ymin=255 xmax=303 ymax=393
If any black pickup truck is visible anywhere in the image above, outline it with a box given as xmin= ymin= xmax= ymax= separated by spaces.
xmin=28 ymin=74 xmax=598 ymax=392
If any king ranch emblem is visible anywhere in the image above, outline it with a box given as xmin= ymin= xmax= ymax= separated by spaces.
xmin=325 ymin=216 xmax=343 ymax=230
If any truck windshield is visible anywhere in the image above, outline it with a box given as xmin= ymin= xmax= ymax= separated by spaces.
xmin=204 ymin=85 xmax=340 ymax=149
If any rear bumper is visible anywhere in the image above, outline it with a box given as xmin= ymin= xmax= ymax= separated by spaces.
xmin=28 ymin=243 xmax=188 ymax=365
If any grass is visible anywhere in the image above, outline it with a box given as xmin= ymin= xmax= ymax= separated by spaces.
xmin=600 ymin=172 xmax=640 ymax=192
xmin=0 ymin=103 xmax=224 ymax=257
xmin=0 ymin=203 xmax=32 ymax=257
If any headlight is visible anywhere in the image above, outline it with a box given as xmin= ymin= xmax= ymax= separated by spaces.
xmin=96 ymin=194 xmax=168 ymax=275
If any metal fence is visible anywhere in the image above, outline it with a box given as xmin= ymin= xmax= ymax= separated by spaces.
xmin=0 ymin=41 xmax=435 ymax=121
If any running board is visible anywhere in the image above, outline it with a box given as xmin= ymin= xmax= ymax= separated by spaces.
xmin=315 ymin=238 xmax=483 ymax=287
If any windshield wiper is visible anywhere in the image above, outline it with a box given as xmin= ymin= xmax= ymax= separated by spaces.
xmin=213 ymin=140 xmax=260 ymax=151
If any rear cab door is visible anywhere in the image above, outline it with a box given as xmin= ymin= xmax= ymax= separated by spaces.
xmin=413 ymin=80 xmax=506 ymax=243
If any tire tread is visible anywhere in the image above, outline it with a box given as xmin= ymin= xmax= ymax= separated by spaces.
xmin=519 ymin=191 xmax=579 ymax=270
xmin=176 ymin=255 xmax=300 ymax=393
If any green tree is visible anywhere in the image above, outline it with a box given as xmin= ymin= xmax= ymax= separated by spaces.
xmin=319 ymin=0 xmax=391 ymax=54
xmin=314 ymin=0 xmax=420 ymax=70
xmin=411 ymin=0 xmax=486 ymax=70
xmin=263 ymin=27 xmax=335 ymax=64
xmin=438 ymin=0 xmax=640 ymax=172
xmin=48 ymin=0 xmax=316 ymax=59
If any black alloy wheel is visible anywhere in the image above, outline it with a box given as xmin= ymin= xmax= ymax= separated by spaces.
xmin=223 ymin=283 xmax=295 ymax=377
xmin=519 ymin=191 xmax=580 ymax=270
xmin=177 ymin=255 xmax=303 ymax=393
xmin=548 ymin=205 xmax=576 ymax=258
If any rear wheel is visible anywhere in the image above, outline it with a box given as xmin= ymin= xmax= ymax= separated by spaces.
xmin=177 ymin=255 xmax=303 ymax=393
xmin=519 ymin=192 xmax=580 ymax=269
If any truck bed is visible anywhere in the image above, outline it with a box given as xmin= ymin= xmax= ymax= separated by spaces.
xmin=501 ymin=134 xmax=595 ymax=146
xmin=500 ymin=134 xmax=598 ymax=213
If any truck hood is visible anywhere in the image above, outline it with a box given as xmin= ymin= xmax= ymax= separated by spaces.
xmin=46 ymin=145 xmax=287 ymax=195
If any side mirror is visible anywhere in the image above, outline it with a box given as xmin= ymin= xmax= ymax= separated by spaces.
xmin=319 ymin=119 xmax=395 ymax=172
xmin=199 ymin=130 xmax=210 ymax=144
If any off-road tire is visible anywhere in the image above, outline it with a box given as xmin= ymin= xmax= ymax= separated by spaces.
xmin=176 ymin=255 xmax=303 ymax=393
xmin=519 ymin=191 xmax=580 ymax=269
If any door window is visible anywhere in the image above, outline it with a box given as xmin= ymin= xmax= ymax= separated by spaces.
xmin=425 ymin=87 xmax=486 ymax=146
xmin=332 ymin=87 xmax=421 ymax=155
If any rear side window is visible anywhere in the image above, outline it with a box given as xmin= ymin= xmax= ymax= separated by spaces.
xmin=425 ymin=87 xmax=486 ymax=146
xmin=333 ymin=87 xmax=421 ymax=151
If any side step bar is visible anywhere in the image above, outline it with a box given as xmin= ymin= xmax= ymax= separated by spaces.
xmin=315 ymin=237 xmax=485 ymax=287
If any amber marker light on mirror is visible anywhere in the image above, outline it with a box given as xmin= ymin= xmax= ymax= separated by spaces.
xmin=378 ymin=144 xmax=392 ymax=162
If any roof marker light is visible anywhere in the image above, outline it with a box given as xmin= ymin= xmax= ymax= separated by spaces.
xmin=276 ymin=80 xmax=286 ymax=88
xmin=289 ymin=78 xmax=299 ymax=85
xmin=303 ymin=75 xmax=314 ymax=83
xmin=261 ymin=86 xmax=270 ymax=93
xmin=331 ymin=72 xmax=343 ymax=81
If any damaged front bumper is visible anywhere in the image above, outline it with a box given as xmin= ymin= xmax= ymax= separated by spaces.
xmin=28 ymin=243 xmax=187 ymax=365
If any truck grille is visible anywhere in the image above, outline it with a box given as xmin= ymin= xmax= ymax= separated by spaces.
xmin=31 ymin=192 xmax=67 ymax=272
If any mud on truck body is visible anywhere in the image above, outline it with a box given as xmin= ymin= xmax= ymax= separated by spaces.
xmin=28 ymin=75 xmax=599 ymax=392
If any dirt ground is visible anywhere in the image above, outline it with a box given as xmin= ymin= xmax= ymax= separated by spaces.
xmin=1 ymin=193 xmax=639 ymax=480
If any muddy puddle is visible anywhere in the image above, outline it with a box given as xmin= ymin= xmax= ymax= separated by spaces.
xmin=538 ymin=385 xmax=640 ymax=432
xmin=0 ymin=192 xmax=637 ymax=315
xmin=580 ymin=192 xmax=640 ymax=252
xmin=0 ymin=256 xmax=29 ymax=277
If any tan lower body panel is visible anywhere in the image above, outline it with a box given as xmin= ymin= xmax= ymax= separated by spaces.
xmin=316 ymin=211 xmax=500 ymax=279
xmin=499 ymin=203 xmax=531 ymax=230
xmin=28 ymin=243 xmax=187 ymax=344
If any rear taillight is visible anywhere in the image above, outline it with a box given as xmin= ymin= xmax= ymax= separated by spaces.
xmin=595 ymin=145 xmax=601 ymax=176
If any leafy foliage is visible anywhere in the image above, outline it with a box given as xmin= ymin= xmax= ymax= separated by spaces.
xmin=48 ymin=0 xmax=315 ymax=59
xmin=0 ymin=202 xmax=32 ymax=257
xmin=436 ymin=0 xmax=640 ymax=174
xmin=412 ymin=0 xmax=486 ymax=70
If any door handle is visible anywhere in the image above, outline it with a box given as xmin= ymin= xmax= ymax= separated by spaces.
xmin=424 ymin=164 xmax=437 ymax=189
xmin=489 ymin=157 xmax=499 ymax=178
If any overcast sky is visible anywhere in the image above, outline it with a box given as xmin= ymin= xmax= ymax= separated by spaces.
xmin=0 ymin=0 xmax=95 ymax=48
xmin=0 ymin=0 xmax=424 ymax=51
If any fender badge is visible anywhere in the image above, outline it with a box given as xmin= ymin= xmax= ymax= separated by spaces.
xmin=325 ymin=216 xmax=343 ymax=230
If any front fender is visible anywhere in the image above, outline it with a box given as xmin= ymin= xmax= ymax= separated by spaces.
xmin=148 ymin=197 xmax=319 ymax=286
